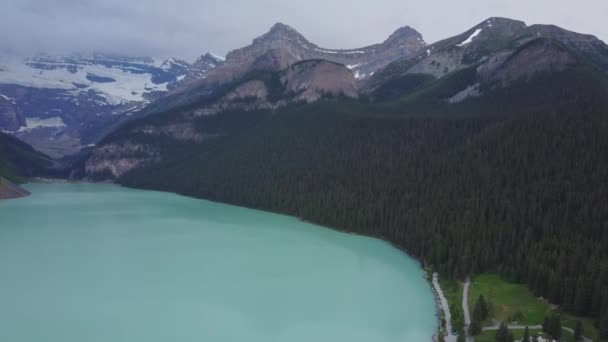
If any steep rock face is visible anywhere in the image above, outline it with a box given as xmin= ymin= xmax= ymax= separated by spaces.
xmin=282 ymin=60 xmax=358 ymax=102
xmin=85 ymin=142 xmax=160 ymax=179
xmin=193 ymin=60 xmax=358 ymax=116
xmin=484 ymin=39 xmax=576 ymax=85
xmin=0 ymin=94 xmax=22 ymax=131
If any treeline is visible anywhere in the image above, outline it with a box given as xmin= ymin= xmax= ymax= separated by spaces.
xmin=119 ymin=70 xmax=608 ymax=336
xmin=0 ymin=132 xmax=53 ymax=182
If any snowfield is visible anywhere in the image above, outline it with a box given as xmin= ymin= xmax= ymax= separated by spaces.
xmin=0 ymin=55 xmax=169 ymax=105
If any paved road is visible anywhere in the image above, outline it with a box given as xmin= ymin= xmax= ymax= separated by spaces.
xmin=432 ymin=273 xmax=457 ymax=342
xmin=483 ymin=323 xmax=591 ymax=342
xmin=463 ymin=278 xmax=471 ymax=326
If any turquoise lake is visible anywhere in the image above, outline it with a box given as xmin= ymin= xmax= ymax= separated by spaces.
xmin=0 ymin=183 xmax=437 ymax=341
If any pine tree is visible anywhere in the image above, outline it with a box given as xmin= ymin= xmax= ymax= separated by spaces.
xmin=542 ymin=314 xmax=562 ymax=339
xmin=473 ymin=295 xmax=489 ymax=322
xmin=555 ymin=316 xmax=562 ymax=340
xmin=469 ymin=320 xmax=482 ymax=335
xmin=522 ymin=326 xmax=530 ymax=342
xmin=542 ymin=316 xmax=549 ymax=333
xmin=573 ymin=320 xmax=583 ymax=341
xmin=495 ymin=322 xmax=509 ymax=342
xmin=600 ymin=311 xmax=608 ymax=339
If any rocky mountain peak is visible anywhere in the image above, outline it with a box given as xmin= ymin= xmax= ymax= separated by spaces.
xmin=385 ymin=26 xmax=425 ymax=45
xmin=269 ymin=22 xmax=297 ymax=34
xmin=193 ymin=52 xmax=225 ymax=67
xmin=253 ymin=22 xmax=308 ymax=45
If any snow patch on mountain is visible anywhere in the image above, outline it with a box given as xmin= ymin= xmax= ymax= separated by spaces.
xmin=0 ymin=93 xmax=16 ymax=103
xmin=457 ymin=29 xmax=483 ymax=47
xmin=18 ymin=116 xmax=66 ymax=132
xmin=0 ymin=55 xmax=169 ymax=105
xmin=208 ymin=53 xmax=225 ymax=61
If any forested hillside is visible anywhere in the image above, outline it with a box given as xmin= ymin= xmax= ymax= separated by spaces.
xmin=109 ymin=66 xmax=608 ymax=335
xmin=0 ymin=132 xmax=53 ymax=182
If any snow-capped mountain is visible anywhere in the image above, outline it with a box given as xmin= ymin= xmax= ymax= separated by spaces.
xmin=0 ymin=52 xmax=223 ymax=157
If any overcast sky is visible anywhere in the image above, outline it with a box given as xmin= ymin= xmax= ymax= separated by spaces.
xmin=1 ymin=0 xmax=607 ymax=61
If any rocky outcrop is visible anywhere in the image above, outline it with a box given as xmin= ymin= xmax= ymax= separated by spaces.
xmin=191 ymin=60 xmax=358 ymax=116
xmin=133 ymin=123 xmax=218 ymax=142
xmin=186 ymin=53 xmax=225 ymax=80
xmin=282 ymin=60 xmax=358 ymax=102
xmin=0 ymin=177 xmax=30 ymax=200
xmin=85 ymin=142 xmax=161 ymax=179
xmin=488 ymin=39 xmax=576 ymax=85
xmin=0 ymin=94 xmax=23 ymax=131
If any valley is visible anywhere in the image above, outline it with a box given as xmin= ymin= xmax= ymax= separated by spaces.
xmin=2 ymin=14 xmax=608 ymax=342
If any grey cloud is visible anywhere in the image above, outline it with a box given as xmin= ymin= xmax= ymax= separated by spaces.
xmin=1 ymin=0 xmax=607 ymax=61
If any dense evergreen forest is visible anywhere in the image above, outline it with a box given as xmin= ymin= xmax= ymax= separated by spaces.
xmin=0 ymin=132 xmax=54 ymax=182
xmin=117 ymin=68 xmax=608 ymax=336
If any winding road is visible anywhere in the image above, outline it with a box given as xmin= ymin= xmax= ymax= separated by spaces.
xmin=432 ymin=273 xmax=457 ymax=342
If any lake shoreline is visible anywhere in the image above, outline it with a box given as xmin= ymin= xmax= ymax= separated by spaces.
xmin=108 ymin=180 xmax=443 ymax=339
xmin=2 ymin=181 xmax=438 ymax=341
xmin=0 ymin=177 xmax=30 ymax=200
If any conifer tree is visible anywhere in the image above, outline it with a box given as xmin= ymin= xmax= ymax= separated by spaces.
xmin=522 ymin=326 xmax=530 ymax=342
xmin=573 ymin=320 xmax=583 ymax=342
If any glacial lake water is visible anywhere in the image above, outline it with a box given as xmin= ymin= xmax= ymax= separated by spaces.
xmin=0 ymin=183 xmax=437 ymax=342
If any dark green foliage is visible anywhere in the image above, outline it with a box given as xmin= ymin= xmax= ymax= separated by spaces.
xmin=371 ymin=73 xmax=435 ymax=101
xmin=522 ymin=326 xmax=530 ymax=342
xmin=543 ymin=314 xmax=562 ymax=340
xmin=471 ymin=294 xmax=490 ymax=335
xmin=573 ymin=320 xmax=583 ymax=341
xmin=398 ymin=66 xmax=478 ymax=106
xmin=450 ymin=299 xmax=465 ymax=334
xmin=496 ymin=322 xmax=514 ymax=342
xmin=111 ymin=66 xmax=608 ymax=329
xmin=469 ymin=320 xmax=482 ymax=336
xmin=0 ymin=132 xmax=53 ymax=182
xmin=473 ymin=295 xmax=490 ymax=322
xmin=510 ymin=311 xmax=525 ymax=323
xmin=457 ymin=333 xmax=466 ymax=342
xmin=600 ymin=312 xmax=608 ymax=339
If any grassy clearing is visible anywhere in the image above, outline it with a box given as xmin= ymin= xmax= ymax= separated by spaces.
xmin=475 ymin=328 xmax=575 ymax=342
xmin=468 ymin=273 xmax=600 ymax=341
xmin=468 ymin=274 xmax=548 ymax=325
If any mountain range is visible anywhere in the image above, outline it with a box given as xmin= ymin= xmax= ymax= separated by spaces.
xmin=2 ymin=17 xmax=608 ymax=339
xmin=0 ymin=52 xmax=224 ymax=156
xmin=79 ymin=17 xmax=608 ymax=179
